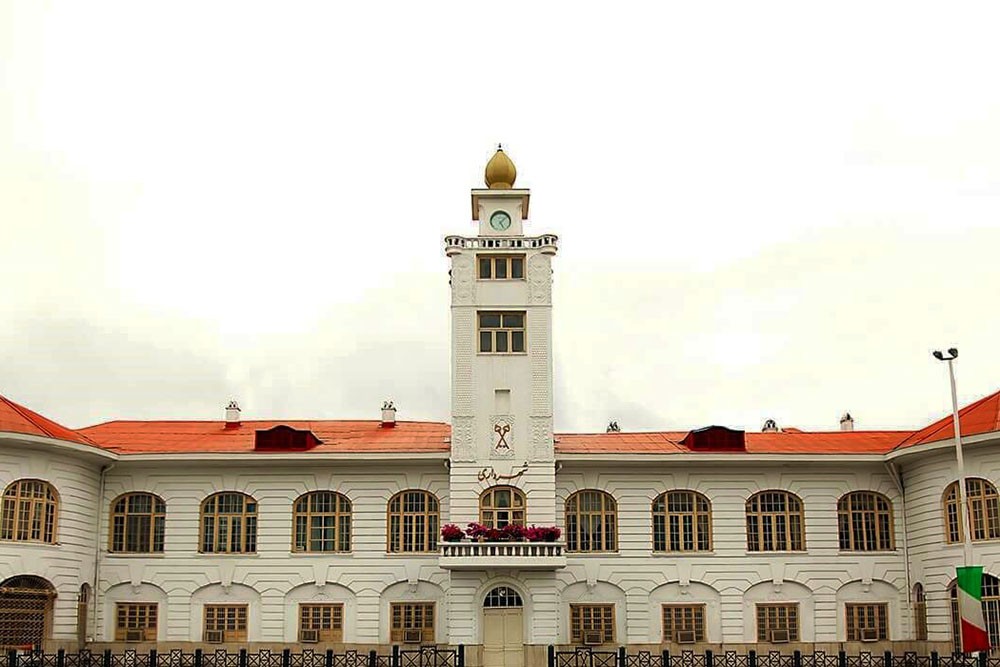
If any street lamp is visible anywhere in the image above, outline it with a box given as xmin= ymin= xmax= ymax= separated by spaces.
xmin=932 ymin=348 xmax=971 ymax=565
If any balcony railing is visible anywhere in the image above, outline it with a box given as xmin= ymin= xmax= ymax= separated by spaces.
xmin=438 ymin=541 xmax=566 ymax=570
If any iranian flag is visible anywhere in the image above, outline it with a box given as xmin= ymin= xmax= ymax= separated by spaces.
xmin=957 ymin=566 xmax=991 ymax=653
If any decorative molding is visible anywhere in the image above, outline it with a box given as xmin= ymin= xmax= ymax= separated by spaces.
xmin=529 ymin=416 xmax=553 ymax=462
xmin=451 ymin=253 xmax=475 ymax=306
xmin=527 ymin=253 xmax=551 ymax=305
xmin=490 ymin=415 xmax=515 ymax=459
xmin=451 ymin=416 xmax=474 ymax=462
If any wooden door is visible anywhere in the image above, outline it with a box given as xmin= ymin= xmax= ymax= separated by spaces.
xmin=483 ymin=609 xmax=523 ymax=667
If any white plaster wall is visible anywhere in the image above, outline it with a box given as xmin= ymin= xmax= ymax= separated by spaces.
xmin=898 ymin=438 xmax=1000 ymax=644
xmin=0 ymin=439 xmax=104 ymax=642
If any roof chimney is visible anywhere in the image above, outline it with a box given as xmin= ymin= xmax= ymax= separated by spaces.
xmin=381 ymin=400 xmax=396 ymax=428
xmin=225 ymin=401 xmax=241 ymax=428
xmin=606 ymin=420 xmax=620 ymax=433
xmin=762 ymin=418 xmax=779 ymax=433
xmin=840 ymin=412 xmax=854 ymax=432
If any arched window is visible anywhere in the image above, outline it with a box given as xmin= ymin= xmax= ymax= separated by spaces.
xmin=565 ymin=490 xmax=617 ymax=552
xmin=652 ymin=490 xmax=711 ymax=552
xmin=837 ymin=491 xmax=894 ymax=551
xmin=387 ymin=490 xmax=439 ymax=553
xmin=943 ymin=478 xmax=1000 ymax=543
xmin=0 ymin=575 xmax=55 ymax=648
xmin=950 ymin=573 xmax=1000 ymax=650
xmin=484 ymin=586 xmax=523 ymax=608
xmin=77 ymin=583 xmax=91 ymax=645
xmin=1 ymin=479 xmax=58 ymax=544
xmin=200 ymin=492 xmax=257 ymax=553
xmin=913 ymin=583 xmax=927 ymax=641
xmin=746 ymin=490 xmax=805 ymax=551
xmin=293 ymin=491 xmax=351 ymax=553
xmin=479 ymin=486 xmax=526 ymax=528
xmin=109 ymin=493 xmax=166 ymax=553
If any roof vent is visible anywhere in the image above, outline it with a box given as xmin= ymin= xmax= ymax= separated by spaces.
xmin=840 ymin=412 xmax=854 ymax=432
xmin=606 ymin=420 xmax=620 ymax=433
xmin=681 ymin=426 xmax=746 ymax=451
xmin=381 ymin=400 xmax=397 ymax=428
xmin=224 ymin=401 xmax=241 ymax=428
xmin=254 ymin=425 xmax=321 ymax=450
xmin=762 ymin=418 xmax=779 ymax=433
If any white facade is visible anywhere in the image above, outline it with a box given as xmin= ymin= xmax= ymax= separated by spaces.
xmin=2 ymin=151 xmax=1000 ymax=660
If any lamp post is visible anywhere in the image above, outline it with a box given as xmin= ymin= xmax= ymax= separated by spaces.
xmin=932 ymin=348 xmax=972 ymax=566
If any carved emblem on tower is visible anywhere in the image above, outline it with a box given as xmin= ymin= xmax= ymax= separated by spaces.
xmin=491 ymin=415 xmax=515 ymax=459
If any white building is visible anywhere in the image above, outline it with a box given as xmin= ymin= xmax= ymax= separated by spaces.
xmin=2 ymin=148 xmax=1000 ymax=664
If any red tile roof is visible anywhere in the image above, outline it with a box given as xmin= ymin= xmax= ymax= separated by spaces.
xmin=554 ymin=430 xmax=907 ymax=454
xmin=895 ymin=390 xmax=1000 ymax=450
xmin=77 ymin=420 xmax=451 ymax=454
xmin=0 ymin=395 xmax=97 ymax=447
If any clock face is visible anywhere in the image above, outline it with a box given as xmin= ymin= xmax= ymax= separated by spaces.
xmin=489 ymin=210 xmax=512 ymax=231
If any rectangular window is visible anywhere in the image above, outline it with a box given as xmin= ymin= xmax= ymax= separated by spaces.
xmin=478 ymin=255 xmax=525 ymax=280
xmin=115 ymin=603 xmax=158 ymax=641
xmin=478 ymin=311 xmax=526 ymax=354
xmin=846 ymin=603 xmax=888 ymax=641
xmin=662 ymin=604 xmax=705 ymax=643
xmin=570 ymin=604 xmax=615 ymax=645
xmin=390 ymin=602 xmax=435 ymax=643
xmin=204 ymin=604 xmax=248 ymax=642
xmin=299 ymin=603 xmax=344 ymax=642
xmin=756 ymin=603 xmax=799 ymax=642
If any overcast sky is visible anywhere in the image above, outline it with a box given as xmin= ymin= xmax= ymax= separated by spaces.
xmin=2 ymin=2 xmax=999 ymax=434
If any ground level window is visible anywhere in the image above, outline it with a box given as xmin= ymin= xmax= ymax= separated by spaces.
xmin=756 ymin=603 xmax=799 ymax=642
xmin=299 ymin=603 xmax=343 ymax=643
xmin=570 ymin=604 xmax=615 ymax=645
xmin=204 ymin=604 xmax=248 ymax=642
xmin=913 ymin=584 xmax=928 ymax=641
xmin=390 ymin=602 xmax=435 ymax=644
xmin=662 ymin=604 xmax=705 ymax=643
xmin=0 ymin=575 xmax=55 ymax=648
xmin=115 ymin=603 xmax=157 ymax=641
xmin=845 ymin=603 xmax=888 ymax=641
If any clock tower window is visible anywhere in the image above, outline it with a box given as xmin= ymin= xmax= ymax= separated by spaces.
xmin=478 ymin=312 xmax=525 ymax=354
xmin=478 ymin=255 xmax=524 ymax=280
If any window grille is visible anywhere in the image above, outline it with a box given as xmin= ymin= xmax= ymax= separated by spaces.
xmin=838 ymin=492 xmax=894 ymax=551
xmin=845 ymin=603 xmax=888 ymax=641
xmin=746 ymin=491 xmax=805 ymax=552
xmin=387 ymin=491 xmax=439 ymax=553
xmin=1 ymin=480 xmax=58 ymax=544
xmin=565 ymin=490 xmax=617 ymax=553
xmin=293 ymin=492 xmax=351 ymax=553
xmin=653 ymin=491 xmax=712 ymax=552
xmin=755 ymin=603 xmax=799 ymax=642
xmin=0 ymin=575 xmax=55 ymax=649
xmin=390 ymin=602 xmax=434 ymax=643
xmin=200 ymin=492 xmax=257 ymax=553
xmin=484 ymin=587 xmax=523 ymax=608
xmin=110 ymin=493 xmax=166 ymax=553
xmin=569 ymin=604 xmax=614 ymax=644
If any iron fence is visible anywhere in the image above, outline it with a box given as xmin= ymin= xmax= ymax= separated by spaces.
xmin=5 ymin=647 xmax=462 ymax=667
xmin=549 ymin=649 xmax=994 ymax=667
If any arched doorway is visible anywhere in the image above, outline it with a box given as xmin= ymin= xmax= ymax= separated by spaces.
xmin=0 ymin=575 xmax=56 ymax=649
xmin=77 ymin=584 xmax=91 ymax=645
xmin=483 ymin=586 xmax=523 ymax=667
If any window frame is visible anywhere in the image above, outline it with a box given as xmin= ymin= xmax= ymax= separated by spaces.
xmin=387 ymin=490 xmax=439 ymax=554
xmin=943 ymin=478 xmax=1000 ymax=543
xmin=569 ymin=603 xmax=615 ymax=645
xmin=293 ymin=491 xmax=352 ymax=553
xmin=652 ymin=490 xmax=712 ymax=553
xmin=108 ymin=492 xmax=166 ymax=554
xmin=565 ymin=490 xmax=618 ymax=553
xmin=661 ymin=603 xmax=706 ymax=643
xmin=115 ymin=602 xmax=158 ymax=641
xmin=477 ymin=254 xmax=525 ymax=281
xmin=390 ymin=602 xmax=435 ymax=643
xmin=204 ymin=604 xmax=248 ymax=642
xmin=478 ymin=311 xmax=526 ymax=355
xmin=1 ymin=479 xmax=59 ymax=544
xmin=199 ymin=492 xmax=258 ymax=554
xmin=845 ymin=602 xmax=888 ymax=642
xmin=479 ymin=486 xmax=526 ymax=529
xmin=299 ymin=603 xmax=344 ymax=643
xmin=745 ymin=490 xmax=806 ymax=552
xmin=755 ymin=603 xmax=800 ymax=642
xmin=837 ymin=491 xmax=895 ymax=552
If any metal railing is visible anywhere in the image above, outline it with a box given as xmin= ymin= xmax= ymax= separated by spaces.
xmin=548 ymin=649 xmax=993 ymax=667
xmin=5 ymin=647 xmax=463 ymax=667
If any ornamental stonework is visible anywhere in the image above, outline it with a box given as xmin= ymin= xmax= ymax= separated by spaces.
xmin=451 ymin=253 xmax=476 ymax=305
xmin=527 ymin=253 xmax=551 ymax=304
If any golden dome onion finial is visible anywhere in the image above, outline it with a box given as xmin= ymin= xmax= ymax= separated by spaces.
xmin=484 ymin=144 xmax=517 ymax=189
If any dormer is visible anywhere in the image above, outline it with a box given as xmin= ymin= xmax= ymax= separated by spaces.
xmin=681 ymin=426 xmax=746 ymax=451
xmin=254 ymin=425 xmax=322 ymax=451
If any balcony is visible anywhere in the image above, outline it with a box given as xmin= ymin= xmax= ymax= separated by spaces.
xmin=438 ymin=541 xmax=566 ymax=570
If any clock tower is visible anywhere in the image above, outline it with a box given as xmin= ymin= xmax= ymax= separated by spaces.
xmin=445 ymin=146 xmax=559 ymax=528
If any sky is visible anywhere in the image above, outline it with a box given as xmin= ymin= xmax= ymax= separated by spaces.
xmin=2 ymin=1 xmax=999 ymax=434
